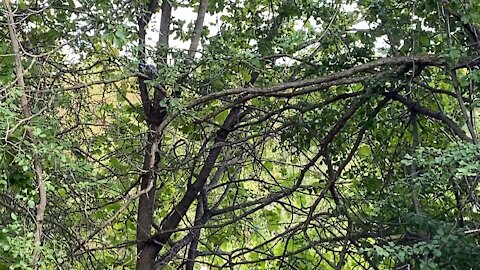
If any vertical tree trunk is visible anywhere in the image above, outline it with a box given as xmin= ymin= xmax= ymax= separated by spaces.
xmin=4 ymin=1 xmax=47 ymax=269
xmin=135 ymin=1 xmax=170 ymax=269
xmin=185 ymin=197 xmax=204 ymax=270
xmin=136 ymin=134 xmax=162 ymax=270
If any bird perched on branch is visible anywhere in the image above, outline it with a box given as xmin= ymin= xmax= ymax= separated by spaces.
xmin=138 ymin=59 xmax=158 ymax=80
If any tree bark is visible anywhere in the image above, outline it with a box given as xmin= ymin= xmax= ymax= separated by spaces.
xmin=185 ymin=197 xmax=204 ymax=270
xmin=135 ymin=1 xmax=170 ymax=269
xmin=4 ymin=1 xmax=47 ymax=269
xmin=136 ymin=107 xmax=240 ymax=269
xmin=188 ymin=0 xmax=208 ymax=57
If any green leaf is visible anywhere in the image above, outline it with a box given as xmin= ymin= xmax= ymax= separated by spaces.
xmin=251 ymin=58 xmax=261 ymax=68
xmin=240 ymin=68 xmax=252 ymax=82
xmin=214 ymin=110 xmax=229 ymax=125
xmin=375 ymin=246 xmax=389 ymax=257
xmin=263 ymin=161 xmax=273 ymax=171
xmin=113 ymin=223 xmax=124 ymax=230
xmin=358 ymin=145 xmax=371 ymax=157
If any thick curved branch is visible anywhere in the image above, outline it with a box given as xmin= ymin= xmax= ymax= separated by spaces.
xmin=388 ymin=92 xmax=472 ymax=142
xmin=188 ymin=55 xmax=444 ymax=108
xmin=413 ymin=80 xmax=471 ymax=102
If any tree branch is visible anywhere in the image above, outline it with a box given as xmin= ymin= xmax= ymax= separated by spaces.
xmin=388 ymin=92 xmax=473 ymax=142
xmin=5 ymin=1 xmax=46 ymax=269
xmin=188 ymin=0 xmax=208 ymax=57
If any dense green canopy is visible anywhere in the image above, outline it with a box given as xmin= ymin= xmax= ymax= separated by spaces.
xmin=1 ymin=0 xmax=479 ymax=269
